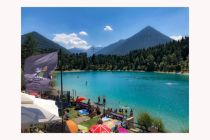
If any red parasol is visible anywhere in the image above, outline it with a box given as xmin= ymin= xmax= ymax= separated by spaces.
xmin=89 ymin=124 xmax=111 ymax=133
xmin=76 ymin=97 xmax=87 ymax=102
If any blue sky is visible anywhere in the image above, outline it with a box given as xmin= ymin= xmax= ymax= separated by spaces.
xmin=21 ymin=7 xmax=189 ymax=49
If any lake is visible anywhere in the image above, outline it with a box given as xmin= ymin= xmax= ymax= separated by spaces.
xmin=56 ymin=71 xmax=189 ymax=132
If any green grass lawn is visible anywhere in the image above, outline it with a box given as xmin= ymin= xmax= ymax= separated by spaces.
xmin=79 ymin=116 xmax=99 ymax=128
xmin=65 ymin=107 xmax=79 ymax=119
xmin=64 ymin=107 xmax=99 ymax=129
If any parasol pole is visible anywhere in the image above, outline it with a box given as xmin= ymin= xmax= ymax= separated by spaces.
xmin=59 ymin=49 xmax=64 ymax=132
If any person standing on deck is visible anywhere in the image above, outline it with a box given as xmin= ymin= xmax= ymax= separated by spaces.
xmin=87 ymin=99 xmax=90 ymax=105
xmin=125 ymin=109 xmax=128 ymax=118
xmin=98 ymin=96 xmax=100 ymax=104
xmin=130 ymin=109 xmax=133 ymax=117
xmin=103 ymin=96 xmax=106 ymax=106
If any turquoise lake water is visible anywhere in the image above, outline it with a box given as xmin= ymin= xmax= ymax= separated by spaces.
xmin=56 ymin=71 xmax=189 ymax=132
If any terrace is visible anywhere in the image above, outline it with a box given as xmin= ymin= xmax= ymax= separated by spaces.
xmin=21 ymin=90 xmax=159 ymax=133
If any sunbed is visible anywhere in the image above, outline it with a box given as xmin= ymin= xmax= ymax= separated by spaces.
xmin=78 ymin=109 xmax=89 ymax=116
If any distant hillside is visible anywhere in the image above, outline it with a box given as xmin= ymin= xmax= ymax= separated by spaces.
xmin=97 ymin=26 xmax=172 ymax=55
xmin=21 ymin=31 xmax=70 ymax=54
xmin=96 ymin=39 xmax=125 ymax=55
xmin=68 ymin=48 xmax=86 ymax=54
xmin=69 ymin=46 xmax=103 ymax=57
xmin=86 ymin=47 xmax=103 ymax=56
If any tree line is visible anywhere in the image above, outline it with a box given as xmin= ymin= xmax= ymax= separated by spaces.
xmin=21 ymin=35 xmax=189 ymax=73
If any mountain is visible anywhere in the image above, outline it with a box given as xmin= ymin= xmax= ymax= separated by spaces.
xmin=96 ymin=39 xmax=125 ymax=55
xmin=21 ymin=31 xmax=70 ymax=54
xmin=86 ymin=46 xmax=103 ymax=56
xmin=97 ymin=26 xmax=173 ymax=55
xmin=68 ymin=48 xmax=86 ymax=54
xmin=69 ymin=46 xmax=103 ymax=57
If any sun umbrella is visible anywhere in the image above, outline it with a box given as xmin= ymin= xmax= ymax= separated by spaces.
xmin=76 ymin=97 xmax=87 ymax=102
xmin=66 ymin=120 xmax=78 ymax=133
xmin=89 ymin=124 xmax=111 ymax=133
xmin=118 ymin=127 xmax=129 ymax=133
xmin=21 ymin=104 xmax=61 ymax=129
xmin=21 ymin=93 xmax=61 ymax=129
xmin=78 ymin=125 xmax=88 ymax=133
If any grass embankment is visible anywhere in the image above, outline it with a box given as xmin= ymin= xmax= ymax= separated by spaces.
xmin=79 ymin=116 xmax=99 ymax=128
xmin=65 ymin=107 xmax=99 ymax=128
xmin=65 ymin=107 xmax=79 ymax=119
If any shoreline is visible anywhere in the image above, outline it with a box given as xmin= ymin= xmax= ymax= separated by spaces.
xmin=55 ymin=69 xmax=189 ymax=75
xmin=154 ymin=71 xmax=189 ymax=75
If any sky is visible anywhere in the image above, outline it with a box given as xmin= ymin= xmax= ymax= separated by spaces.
xmin=21 ymin=7 xmax=189 ymax=50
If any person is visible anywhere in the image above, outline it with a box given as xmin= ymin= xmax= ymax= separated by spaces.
xmin=112 ymin=124 xmax=119 ymax=133
xmin=88 ymin=105 xmax=96 ymax=118
xmin=130 ymin=109 xmax=133 ymax=117
xmin=125 ymin=109 xmax=128 ymax=114
xmin=87 ymin=105 xmax=91 ymax=113
xmin=78 ymin=129 xmax=83 ymax=133
xmin=121 ymin=120 xmax=128 ymax=129
xmin=106 ymin=108 xmax=110 ymax=116
xmin=85 ymin=81 xmax=88 ymax=86
xmin=67 ymin=92 xmax=70 ymax=103
xmin=125 ymin=109 xmax=128 ymax=118
xmin=119 ymin=108 xmax=121 ymax=113
xmin=103 ymin=96 xmax=106 ymax=106
xmin=103 ymin=108 xmax=106 ymax=115
xmin=76 ymin=96 xmax=79 ymax=102
xmin=98 ymin=96 xmax=100 ymax=104
xmin=97 ymin=118 xmax=103 ymax=124
xmin=96 ymin=106 xmax=101 ymax=115
xmin=65 ymin=109 xmax=70 ymax=120
xmin=87 ymin=99 xmax=90 ymax=105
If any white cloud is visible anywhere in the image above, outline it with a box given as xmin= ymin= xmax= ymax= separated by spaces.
xmin=53 ymin=33 xmax=91 ymax=49
xmin=79 ymin=31 xmax=88 ymax=36
xmin=104 ymin=25 xmax=113 ymax=31
xmin=170 ymin=35 xmax=183 ymax=41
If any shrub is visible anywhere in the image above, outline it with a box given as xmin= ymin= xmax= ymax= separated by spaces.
xmin=137 ymin=112 xmax=152 ymax=129
xmin=137 ymin=112 xmax=165 ymax=132
xmin=152 ymin=118 xmax=165 ymax=132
